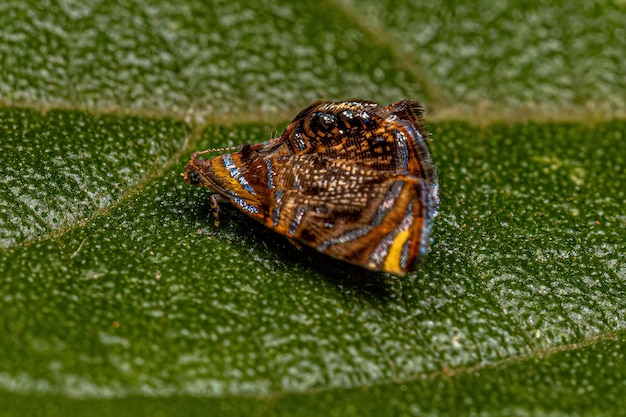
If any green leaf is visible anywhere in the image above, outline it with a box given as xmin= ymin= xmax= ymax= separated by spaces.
xmin=338 ymin=0 xmax=626 ymax=119
xmin=1 ymin=1 xmax=625 ymax=416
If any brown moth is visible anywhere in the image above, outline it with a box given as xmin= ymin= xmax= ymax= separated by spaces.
xmin=182 ymin=99 xmax=439 ymax=276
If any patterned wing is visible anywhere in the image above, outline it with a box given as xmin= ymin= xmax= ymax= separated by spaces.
xmin=284 ymin=101 xmax=432 ymax=169
xmin=182 ymin=99 xmax=440 ymax=275
xmin=255 ymin=99 xmax=439 ymax=213
xmin=263 ymin=155 xmax=435 ymax=276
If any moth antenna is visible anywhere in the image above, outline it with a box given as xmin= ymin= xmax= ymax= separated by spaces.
xmin=214 ymin=145 xmax=243 ymax=152
xmin=196 ymin=144 xmax=246 ymax=154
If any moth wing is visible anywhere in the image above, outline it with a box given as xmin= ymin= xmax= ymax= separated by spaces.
xmin=268 ymin=99 xmax=439 ymax=214
xmin=265 ymin=156 xmax=435 ymax=276
xmin=278 ymin=100 xmax=429 ymax=167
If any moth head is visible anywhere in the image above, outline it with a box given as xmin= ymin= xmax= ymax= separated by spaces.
xmin=181 ymin=152 xmax=211 ymax=186
xmin=185 ymin=168 xmax=202 ymax=186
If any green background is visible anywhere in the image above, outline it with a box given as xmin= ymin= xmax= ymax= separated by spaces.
xmin=1 ymin=0 xmax=625 ymax=415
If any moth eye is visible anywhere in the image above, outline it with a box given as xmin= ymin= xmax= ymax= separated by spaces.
xmin=340 ymin=109 xmax=354 ymax=120
xmin=339 ymin=109 xmax=356 ymax=127
xmin=314 ymin=112 xmax=337 ymax=132
xmin=337 ymin=108 xmax=368 ymax=130
xmin=188 ymin=169 xmax=202 ymax=185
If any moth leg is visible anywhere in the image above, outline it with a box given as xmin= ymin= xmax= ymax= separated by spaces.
xmin=286 ymin=237 xmax=302 ymax=251
xmin=209 ymin=194 xmax=221 ymax=234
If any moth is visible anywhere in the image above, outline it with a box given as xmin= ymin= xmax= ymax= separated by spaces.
xmin=182 ymin=99 xmax=439 ymax=276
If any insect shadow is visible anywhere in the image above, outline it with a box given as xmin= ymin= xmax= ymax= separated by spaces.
xmin=201 ymin=204 xmax=396 ymax=300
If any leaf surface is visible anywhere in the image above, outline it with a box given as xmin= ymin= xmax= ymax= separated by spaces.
xmin=1 ymin=1 xmax=625 ymax=415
